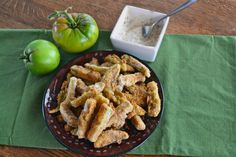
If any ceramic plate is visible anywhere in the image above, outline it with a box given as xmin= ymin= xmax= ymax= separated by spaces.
xmin=42 ymin=50 xmax=164 ymax=157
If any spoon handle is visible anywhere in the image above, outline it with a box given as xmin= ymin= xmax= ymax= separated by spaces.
xmin=156 ymin=0 xmax=197 ymax=24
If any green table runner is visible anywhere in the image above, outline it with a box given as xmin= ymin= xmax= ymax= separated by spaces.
xmin=0 ymin=29 xmax=235 ymax=157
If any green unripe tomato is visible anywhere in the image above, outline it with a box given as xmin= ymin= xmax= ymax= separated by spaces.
xmin=49 ymin=8 xmax=99 ymax=53
xmin=21 ymin=40 xmax=60 ymax=75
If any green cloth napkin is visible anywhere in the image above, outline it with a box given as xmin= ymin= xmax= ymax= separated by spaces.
xmin=0 ymin=29 xmax=235 ymax=157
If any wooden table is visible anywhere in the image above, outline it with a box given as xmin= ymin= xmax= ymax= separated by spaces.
xmin=0 ymin=0 xmax=235 ymax=157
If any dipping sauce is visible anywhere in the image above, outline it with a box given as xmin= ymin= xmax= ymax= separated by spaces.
xmin=110 ymin=5 xmax=169 ymax=62
xmin=118 ymin=16 xmax=161 ymax=46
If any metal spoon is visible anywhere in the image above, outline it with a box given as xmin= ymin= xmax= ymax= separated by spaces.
xmin=142 ymin=0 xmax=197 ymax=38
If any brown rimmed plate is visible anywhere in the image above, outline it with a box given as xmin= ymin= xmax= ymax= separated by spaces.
xmin=42 ymin=50 xmax=164 ymax=157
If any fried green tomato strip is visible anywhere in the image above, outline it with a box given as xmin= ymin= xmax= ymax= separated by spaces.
xmin=70 ymin=89 xmax=98 ymax=108
xmin=70 ymin=65 xmax=101 ymax=83
xmin=76 ymin=78 xmax=88 ymax=94
xmin=84 ymin=63 xmax=110 ymax=74
xmin=94 ymin=129 xmax=129 ymax=148
xmin=101 ymin=64 xmax=120 ymax=87
xmin=117 ymin=72 xmax=146 ymax=91
xmin=100 ymin=62 xmax=113 ymax=67
xmin=127 ymin=103 xmax=146 ymax=119
xmin=94 ymin=93 xmax=110 ymax=105
xmin=77 ymin=80 xmax=105 ymax=95
xmin=130 ymin=115 xmax=146 ymax=130
xmin=121 ymin=54 xmax=151 ymax=77
xmin=104 ymin=54 xmax=135 ymax=72
xmin=125 ymin=83 xmax=148 ymax=107
xmin=77 ymin=98 xmax=97 ymax=139
xmin=87 ymin=103 xmax=114 ymax=142
xmin=89 ymin=57 xmax=99 ymax=65
xmin=147 ymin=81 xmax=161 ymax=117
xmin=101 ymin=64 xmax=121 ymax=102
xmin=107 ymin=97 xmax=133 ymax=129
xmin=60 ymin=77 xmax=78 ymax=127
xmin=88 ymin=82 xmax=105 ymax=93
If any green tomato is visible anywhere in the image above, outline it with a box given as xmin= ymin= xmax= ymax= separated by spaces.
xmin=49 ymin=9 xmax=99 ymax=53
xmin=21 ymin=40 xmax=60 ymax=75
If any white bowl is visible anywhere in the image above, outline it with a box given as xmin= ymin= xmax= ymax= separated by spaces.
xmin=110 ymin=5 xmax=169 ymax=62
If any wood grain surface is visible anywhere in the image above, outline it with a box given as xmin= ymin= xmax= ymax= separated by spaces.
xmin=0 ymin=0 xmax=236 ymax=35
xmin=0 ymin=0 xmax=235 ymax=157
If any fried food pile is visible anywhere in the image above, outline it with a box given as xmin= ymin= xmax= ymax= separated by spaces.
xmin=49 ymin=54 xmax=161 ymax=148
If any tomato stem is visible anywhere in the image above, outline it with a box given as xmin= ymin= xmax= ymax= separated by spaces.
xmin=19 ymin=54 xmax=26 ymax=60
xmin=48 ymin=7 xmax=77 ymax=28
xmin=19 ymin=50 xmax=31 ymax=63
xmin=19 ymin=54 xmax=30 ymax=63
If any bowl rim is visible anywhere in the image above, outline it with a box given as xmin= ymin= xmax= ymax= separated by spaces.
xmin=42 ymin=50 xmax=165 ymax=157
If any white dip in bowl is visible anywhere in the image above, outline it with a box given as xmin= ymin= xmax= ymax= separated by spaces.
xmin=110 ymin=5 xmax=169 ymax=62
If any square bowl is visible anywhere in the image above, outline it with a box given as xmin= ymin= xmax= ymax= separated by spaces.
xmin=110 ymin=5 xmax=169 ymax=62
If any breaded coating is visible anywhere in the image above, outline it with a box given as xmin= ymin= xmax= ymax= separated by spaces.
xmin=76 ymin=78 xmax=88 ymax=94
xmin=71 ymin=89 xmax=98 ymax=108
xmin=121 ymin=54 xmax=150 ymax=77
xmin=104 ymin=54 xmax=121 ymax=64
xmin=101 ymin=64 xmax=121 ymax=102
xmin=60 ymin=77 xmax=78 ymax=127
xmin=125 ymin=83 xmax=148 ymax=107
xmin=85 ymin=63 xmax=109 ymax=74
xmin=60 ymin=104 xmax=78 ymax=127
xmin=88 ymin=82 xmax=105 ymax=93
xmin=94 ymin=129 xmax=129 ymax=148
xmin=66 ymin=72 xmax=73 ymax=82
xmin=77 ymin=98 xmax=97 ymax=139
xmin=147 ymin=81 xmax=161 ymax=117
xmin=126 ymin=83 xmax=147 ymax=94
xmin=131 ymin=115 xmax=146 ymax=130
xmin=89 ymin=57 xmax=99 ymax=65
xmin=101 ymin=64 xmax=121 ymax=87
xmin=104 ymin=54 xmax=135 ymax=72
xmin=77 ymin=81 xmax=105 ymax=95
xmin=127 ymin=104 xmax=146 ymax=119
xmin=108 ymin=102 xmax=116 ymax=111
xmin=133 ymin=104 xmax=146 ymax=115
xmin=117 ymin=73 xmax=146 ymax=91
xmin=70 ymin=128 xmax=78 ymax=136
xmin=57 ymin=80 xmax=68 ymax=104
xmin=70 ymin=65 xmax=101 ymax=83
xmin=103 ymin=87 xmax=117 ymax=103
xmin=124 ymin=92 xmax=143 ymax=110
xmin=124 ymin=85 xmax=147 ymax=119
xmin=100 ymin=62 xmax=113 ymax=67
xmin=127 ymin=111 xmax=136 ymax=119
xmin=49 ymin=106 xmax=60 ymax=114
xmin=94 ymin=93 xmax=110 ymax=105
xmin=87 ymin=103 xmax=114 ymax=142
xmin=62 ymin=77 xmax=77 ymax=101
xmin=107 ymin=98 xmax=133 ymax=129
